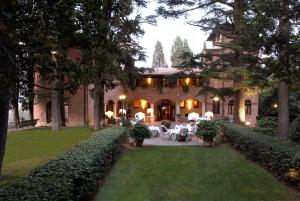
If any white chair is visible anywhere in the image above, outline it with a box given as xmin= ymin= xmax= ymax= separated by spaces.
xmin=135 ymin=112 xmax=145 ymax=122
xmin=188 ymin=112 xmax=200 ymax=121
xmin=204 ymin=111 xmax=214 ymax=120
xmin=160 ymin=125 xmax=171 ymax=140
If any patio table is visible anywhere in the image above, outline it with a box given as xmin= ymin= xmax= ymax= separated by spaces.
xmin=148 ymin=126 xmax=160 ymax=137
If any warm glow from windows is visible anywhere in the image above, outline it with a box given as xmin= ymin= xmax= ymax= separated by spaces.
xmin=185 ymin=78 xmax=190 ymax=85
xmin=187 ymin=99 xmax=193 ymax=110
xmin=147 ymin=77 xmax=152 ymax=86
xmin=140 ymin=99 xmax=147 ymax=110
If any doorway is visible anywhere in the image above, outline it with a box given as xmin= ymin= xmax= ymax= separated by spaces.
xmin=156 ymin=100 xmax=175 ymax=121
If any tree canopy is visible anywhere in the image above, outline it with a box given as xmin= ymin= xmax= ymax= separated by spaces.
xmin=152 ymin=40 xmax=168 ymax=68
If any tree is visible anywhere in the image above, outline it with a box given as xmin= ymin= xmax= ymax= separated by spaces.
xmin=158 ymin=0 xmax=256 ymax=124
xmin=32 ymin=0 xmax=82 ymax=131
xmin=0 ymin=0 xmax=22 ymax=179
xmin=248 ymin=0 xmax=300 ymax=138
xmin=170 ymin=36 xmax=184 ymax=67
xmin=152 ymin=40 xmax=168 ymax=68
xmin=79 ymin=0 xmax=147 ymax=129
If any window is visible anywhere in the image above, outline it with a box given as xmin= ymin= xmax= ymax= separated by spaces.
xmin=193 ymin=100 xmax=199 ymax=108
xmin=228 ymin=100 xmax=234 ymax=115
xmin=245 ymin=100 xmax=252 ymax=115
xmin=180 ymin=101 xmax=185 ymax=108
xmin=133 ymin=100 xmax=140 ymax=108
xmin=212 ymin=100 xmax=220 ymax=114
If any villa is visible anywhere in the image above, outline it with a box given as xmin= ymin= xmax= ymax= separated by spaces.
xmin=34 ymin=32 xmax=259 ymax=127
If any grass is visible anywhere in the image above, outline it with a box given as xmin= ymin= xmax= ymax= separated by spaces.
xmin=96 ymin=145 xmax=298 ymax=201
xmin=2 ymin=127 xmax=94 ymax=184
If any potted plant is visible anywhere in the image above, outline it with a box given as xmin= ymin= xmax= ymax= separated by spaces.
xmin=130 ymin=123 xmax=151 ymax=146
xmin=196 ymin=120 xmax=219 ymax=147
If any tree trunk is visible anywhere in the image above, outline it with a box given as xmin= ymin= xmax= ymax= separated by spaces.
xmin=51 ymin=79 xmax=61 ymax=131
xmin=94 ymin=81 xmax=105 ymax=130
xmin=233 ymin=89 xmax=245 ymax=124
xmin=278 ymin=81 xmax=289 ymax=139
xmin=0 ymin=94 xmax=10 ymax=179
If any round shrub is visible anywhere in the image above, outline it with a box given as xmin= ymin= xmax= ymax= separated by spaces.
xmin=121 ymin=116 xmax=132 ymax=128
xmin=289 ymin=115 xmax=300 ymax=142
xmin=130 ymin=123 xmax=151 ymax=140
xmin=196 ymin=120 xmax=219 ymax=141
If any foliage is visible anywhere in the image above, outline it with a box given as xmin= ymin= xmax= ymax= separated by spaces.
xmin=152 ymin=40 xmax=168 ymax=68
xmin=289 ymin=115 xmax=300 ymax=143
xmin=221 ymin=122 xmax=300 ymax=185
xmin=252 ymin=116 xmax=277 ymax=136
xmin=96 ymin=146 xmax=295 ymax=201
xmin=196 ymin=121 xmax=219 ymax=141
xmin=0 ymin=127 xmax=126 ymax=201
xmin=170 ymin=36 xmax=193 ymax=67
xmin=121 ymin=116 xmax=132 ymax=128
xmin=130 ymin=123 xmax=151 ymax=140
xmin=161 ymin=120 xmax=171 ymax=129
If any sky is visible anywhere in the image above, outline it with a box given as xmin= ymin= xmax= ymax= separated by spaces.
xmin=135 ymin=1 xmax=208 ymax=68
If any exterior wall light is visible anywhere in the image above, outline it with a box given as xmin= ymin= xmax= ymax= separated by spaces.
xmin=245 ymin=121 xmax=251 ymax=126
xmin=213 ymin=96 xmax=220 ymax=102
xmin=119 ymin=94 xmax=126 ymax=100
xmin=273 ymin=103 xmax=278 ymax=108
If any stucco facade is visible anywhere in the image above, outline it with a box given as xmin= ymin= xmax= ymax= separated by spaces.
xmin=33 ymin=31 xmax=259 ymax=127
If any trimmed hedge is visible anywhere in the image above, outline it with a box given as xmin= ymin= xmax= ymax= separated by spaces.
xmin=0 ymin=127 xmax=126 ymax=201
xmin=221 ymin=122 xmax=300 ymax=185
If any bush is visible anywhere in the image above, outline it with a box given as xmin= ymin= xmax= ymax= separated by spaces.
xmin=0 ymin=127 xmax=127 ymax=201
xmin=221 ymin=122 xmax=300 ymax=185
xmin=289 ymin=115 xmax=300 ymax=142
xmin=120 ymin=116 xmax=132 ymax=128
xmin=196 ymin=120 xmax=219 ymax=141
xmin=161 ymin=120 xmax=171 ymax=129
xmin=130 ymin=123 xmax=151 ymax=140
xmin=252 ymin=116 xmax=277 ymax=136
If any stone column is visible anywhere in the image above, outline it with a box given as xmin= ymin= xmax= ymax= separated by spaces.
xmin=202 ymin=103 xmax=206 ymax=116
xmin=176 ymin=102 xmax=180 ymax=120
xmin=113 ymin=103 xmax=117 ymax=118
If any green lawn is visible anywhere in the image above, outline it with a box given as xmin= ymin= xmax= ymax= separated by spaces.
xmin=96 ymin=145 xmax=298 ymax=201
xmin=2 ymin=127 xmax=94 ymax=183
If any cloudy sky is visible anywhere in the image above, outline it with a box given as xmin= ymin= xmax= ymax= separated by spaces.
xmin=135 ymin=1 xmax=208 ymax=68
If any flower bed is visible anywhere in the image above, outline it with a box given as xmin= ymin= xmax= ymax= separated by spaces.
xmin=0 ymin=127 xmax=127 ymax=201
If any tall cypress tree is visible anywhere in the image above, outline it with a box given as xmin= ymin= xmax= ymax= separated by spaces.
xmin=170 ymin=36 xmax=184 ymax=67
xmin=152 ymin=40 xmax=168 ymax=68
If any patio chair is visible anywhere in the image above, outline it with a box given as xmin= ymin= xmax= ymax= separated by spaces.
xmin=177 ymin=128 xmax=189 ymax=142
xmin=160 ymin=125 xmax=171 ymax=140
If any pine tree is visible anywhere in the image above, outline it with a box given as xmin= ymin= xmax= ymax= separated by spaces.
xmin=79 ymin=0 xmax=147 ymax=129
xmin=247 ymin=0 xmax=300 ymax=138
xmin=152 ymin=40 xmax=168 ymax=68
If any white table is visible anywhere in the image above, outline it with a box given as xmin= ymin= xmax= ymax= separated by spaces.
xmin=148 ymin=126 xmax=160 ymax=137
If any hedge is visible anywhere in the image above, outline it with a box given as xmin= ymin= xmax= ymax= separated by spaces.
xmin=221 ymin=122 xmax=300 ymax=185
xmin=0 ymin=127 xmax=127 ymax=201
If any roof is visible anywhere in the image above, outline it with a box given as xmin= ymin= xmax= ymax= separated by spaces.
xmin=207 ymin=23 xmax=232 ymax=41
xmin=142 ymin=68 xmax=201 ymax=77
